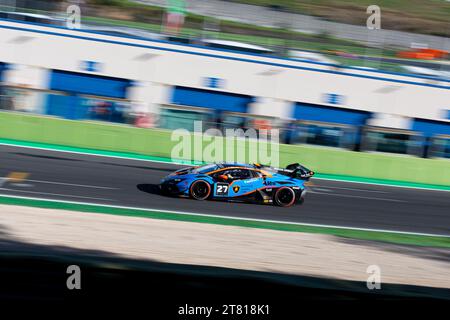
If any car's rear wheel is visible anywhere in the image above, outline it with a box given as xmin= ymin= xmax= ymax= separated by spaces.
xmin=298 ymin=189 xmax=306 ymax=205
xmin=189 ymin=180 xmax=211 ymax=200
xmin=273 ymin=187 xmax=296 ymax=207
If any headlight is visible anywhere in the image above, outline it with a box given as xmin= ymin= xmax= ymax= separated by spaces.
xmin=173 ymin=178 xmax=185 ymax=182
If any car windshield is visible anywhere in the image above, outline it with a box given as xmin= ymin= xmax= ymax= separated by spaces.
xmin=192 ymin=164 xmax=218 ymax=174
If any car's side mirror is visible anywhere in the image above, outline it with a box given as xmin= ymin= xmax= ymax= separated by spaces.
xmin=218 ymin=174 xmax=228 ymax=181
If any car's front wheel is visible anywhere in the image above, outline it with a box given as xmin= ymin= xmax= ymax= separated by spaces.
xmin=189 ymin=180 xmax=211 ymax=200
xmin=273 ymin=187 xmax=296 ymax=207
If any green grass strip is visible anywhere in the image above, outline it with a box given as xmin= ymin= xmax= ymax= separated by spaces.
xmin=1 ymin=195 xmax=449 ymax=248
xmin=0 ymin=138 xmax=202 ymax=165
xmin=314 ymin=174 xmax=450 ymax=191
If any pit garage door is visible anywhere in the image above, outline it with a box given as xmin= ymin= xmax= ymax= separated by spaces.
xmin=171 ymin=86 xmax=254 ymax=113
xmin=412 ymin=118 xmax=450 ymax=137
xmin=0 ymin=63 xmax=7 ymax=82
xmin=293 ymin=102 xmax=371 ymax=126
xmin=46 ymin=70 xmax=132 ymax=120
xmin=49 ymin=70 xmax=131 ymax=99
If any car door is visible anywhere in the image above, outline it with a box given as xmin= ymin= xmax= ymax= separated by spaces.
xmin=213 ymin=168 xmax=264 ymax=198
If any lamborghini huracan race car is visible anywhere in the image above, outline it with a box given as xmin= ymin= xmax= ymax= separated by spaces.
xmin=159 ymin=163 xmax=314 ymax=207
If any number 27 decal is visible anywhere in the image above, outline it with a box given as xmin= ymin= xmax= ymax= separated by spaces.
xmin=216 ymin=183 xmax=229 ymax=195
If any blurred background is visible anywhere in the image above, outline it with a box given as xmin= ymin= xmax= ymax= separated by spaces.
xmin=0 ymin=1 xmax=450 ymax=306
xmin=0 ymin=0 xmax=449 ymax=159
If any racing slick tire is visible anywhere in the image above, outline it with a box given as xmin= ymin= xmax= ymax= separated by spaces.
xmin=297 ymin=189 xmax=306 ymax=205
xmin=189 ymin=180 xmax=211 ymax=200
xmin=273 ymin=187 xmax=296 ymax=207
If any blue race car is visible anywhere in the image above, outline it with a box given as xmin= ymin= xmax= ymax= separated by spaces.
xmin=159 ymin=162 xmax=314 ymax=207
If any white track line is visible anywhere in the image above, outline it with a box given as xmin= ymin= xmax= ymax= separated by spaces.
xmin=313 ymin=185 xmax=389 ymax=194
xmin=0 ymin=142 xmax=186 ymax=165
xmin=0 ymin=141 xmax=449 ymax=192
xmin=308 ymin=190 xmax=406 ymax=203
xmin=0 ymin=188 xmax=114 ymax=201
xmin=25 ymin=179 xmax=118 ymax=190
xmin=0 ymin=193 xmax=448 ymax=238
xmin=311 ymin=177 xmax=450 ymax=192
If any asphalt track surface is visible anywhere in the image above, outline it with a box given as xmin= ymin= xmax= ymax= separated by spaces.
xmin=0 ymin=145 xmax=449 ymax=235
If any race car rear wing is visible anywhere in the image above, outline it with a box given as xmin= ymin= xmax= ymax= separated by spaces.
xmin=256 ymin=163 xmax=314 ymax=179
xmin=285 ymin=163 xmax=315 ymax=179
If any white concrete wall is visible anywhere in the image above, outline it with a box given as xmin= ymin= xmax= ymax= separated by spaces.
xmin=250 ymin=97 xmax=293 ymax=119
xmin=2 ymin=64 xmax=49 ymax=113
xmin=367 ymin=113 xmax=412 ymax=130
xmin=0 ymin=20 xmax=449 ymax=122
xmin=3 ymin=64 xmax=49 ymax=89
